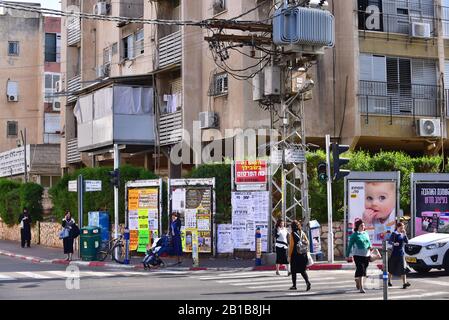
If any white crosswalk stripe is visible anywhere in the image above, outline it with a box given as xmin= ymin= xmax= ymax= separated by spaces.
xmin=0 ymin=273 xmax=16 ymax=281
xmin=15 ymin=272 xmax=51 ymax=279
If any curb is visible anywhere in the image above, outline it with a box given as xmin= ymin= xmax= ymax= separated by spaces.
xmin=0 ymin=250 xmax=384 ymax=272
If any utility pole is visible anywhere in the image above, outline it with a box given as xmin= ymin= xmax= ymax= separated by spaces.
xmin=113 ymin=144 xmax=120 ymax=260
xmin=325 ymin=134 xmax=334 ymax=263
xmin=20 ymin=128 xmax=27 ymax=183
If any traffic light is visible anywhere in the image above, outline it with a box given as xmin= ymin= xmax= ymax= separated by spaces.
xmin=332 ymin=143 xmax=350 ymax=181
xmin=109 ymin=169 xmax=120 ymax=188
xmin=317 ymin=162 xmax=327 ymax=183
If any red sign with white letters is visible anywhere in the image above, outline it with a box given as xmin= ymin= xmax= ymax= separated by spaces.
xmin=235 ymin=160 xmax=268 ymax=185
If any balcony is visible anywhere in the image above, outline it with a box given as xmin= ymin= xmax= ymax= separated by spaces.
xmin=67 ymin=17 xmax=81 ymax=46
xmin=159 ymin=110 xmax=182 ymax=146
xmin=358 ymin=80 xmax=440 ymax=123
xmin=158 ymin=30 xmax=182 ymax=69
xmin=67 ymin=138 xmax=81 ymax=164
xmin=67 ymin=75 xmax=81 ymax=104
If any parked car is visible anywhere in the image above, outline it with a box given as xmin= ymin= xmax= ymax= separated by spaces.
xmin=405 ymin=231 xmax=449 ymax=274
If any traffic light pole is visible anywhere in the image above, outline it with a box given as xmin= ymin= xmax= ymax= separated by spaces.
xmin=113 ymin=144 xmax=120 ymax=260
xmin=325 ymin=135 xmax=334 ymax=263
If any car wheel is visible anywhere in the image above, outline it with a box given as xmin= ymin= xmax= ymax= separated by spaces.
xmin=412 ymin=267 xmax=431 ymax=274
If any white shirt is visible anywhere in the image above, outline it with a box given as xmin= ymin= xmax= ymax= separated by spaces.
xmin=275 ymin=228 xmax=289 ymax=249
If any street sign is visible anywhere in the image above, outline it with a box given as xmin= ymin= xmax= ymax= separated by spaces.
xmin=68 ymin=180 xmax=77 ymax=192
xmin=235 ymin=160 xmax=268 ymax=185
xmin=85 ymin=180 xmax=102 ymax=192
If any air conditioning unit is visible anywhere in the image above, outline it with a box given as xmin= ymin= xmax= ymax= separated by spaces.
xmin=412 ymin=22 xmax=431 ymax=38
xmin=199 ymin=112 xmax=219 ymax=129
xmin=417 ymin=119 xmax=441 ymax=137
xmin=53 ymin=101 xmax=61 ymax=111
xmin=55 ymin=80 xmax=63 ymax=93
xmin=7 ymin=94 xmax=18 ymax=102
xmin=93 ymin=2 xmax=109 ymax=15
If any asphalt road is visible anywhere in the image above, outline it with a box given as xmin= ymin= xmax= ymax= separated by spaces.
xmin=1 ymin=255 xmax=448 ymax=300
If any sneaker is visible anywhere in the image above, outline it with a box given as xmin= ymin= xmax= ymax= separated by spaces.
xmin=388 ymin=282 xmax=393 ymax=287
xmin=403 ymin=283 xmax=411 ymax=289
xmin=289 ymin=286 xmax=297 ymax=290
xmin=306 ymin=283 xmax=311 ymax=291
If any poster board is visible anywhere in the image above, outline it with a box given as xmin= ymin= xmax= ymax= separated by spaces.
xmin=231 ymin=191 xmax=270 ymax=252
xmin=217 ymin=224 xmax=233 ymax=254
xmin=125 ymin=179 xmax=162 ymax=253
xmin=344 ymin=172 xmax=400 ymax=250
xmin=411 ymin=173 xmax=449 ymax=237
xmin=169 ymin=178 xmax=215 ymax=254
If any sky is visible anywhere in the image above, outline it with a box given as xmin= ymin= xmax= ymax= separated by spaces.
xmin=12 ymin=0 xmax=61 ymax=10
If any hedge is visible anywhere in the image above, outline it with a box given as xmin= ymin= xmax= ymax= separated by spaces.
xmin=49 ymin=165 xmax=158 ymax=224
xmin=0 ymin=180 xmax=44 ymax=226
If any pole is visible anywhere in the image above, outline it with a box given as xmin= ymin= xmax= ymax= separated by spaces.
xmin=77 ymin=174 xmax=84 ymax=259
xmin=113 ymin=144 xmax=120 ymax=260
xmin=382 ymin=239 xmax=388 ymax=300
xmin=255 ymin=227 xmax=262 ymax=266
xmin=192 ymin=229 xmax=199 ymax=268
xmin=20 ymin=129 xmax=28 ymax=183
xmin=326 ymin=135 xmax=334 ymax=263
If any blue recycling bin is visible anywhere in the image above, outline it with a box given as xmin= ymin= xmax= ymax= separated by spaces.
xmin=88 ymin=211 xmax=110 ymax=249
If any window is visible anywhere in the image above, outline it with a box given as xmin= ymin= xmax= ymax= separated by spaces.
xmin=211 ymin=73 xmax=228 ymax=96
xmin=8 ymin=41 xmax=19 ymax=56
xmin=45 ymin=33 xmax=57 ymax=62
xmin=103 ymin=47 xmax=111 ymax=65
xmin=213 ymin=0 xmax=226 ymax=15
xmin=7 ymin=121 xmax=18 ymax=137
xmin=123 ymin=34 xmax=135 ymax=60
xmin=135 ymin=29 xmax=144 ymax=56
xmin=44 ymin=73 xmax=61 ymax=103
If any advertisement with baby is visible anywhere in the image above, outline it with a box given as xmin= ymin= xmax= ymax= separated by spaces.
xmin=347 ymin=180 xmax=398 ymax=247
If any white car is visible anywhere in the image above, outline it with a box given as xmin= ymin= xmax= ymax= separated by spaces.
xmin=405 ymin=228 xmax=449 ymax=274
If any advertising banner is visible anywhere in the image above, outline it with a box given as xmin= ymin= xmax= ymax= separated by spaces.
xmin=235 ymin=160 xmax=268 ymax=191
xmin=126 ymin=181 xmax=161 ymax=253
xmin=231 ymin=191 xmax=269 ymax=252
xmin=414 ymin=183 xmax=449 ymax=236
xmin=347 ymin=180 xmax=397 ymax=247
xmin=171 ymin=184 xmax=213 ymax=253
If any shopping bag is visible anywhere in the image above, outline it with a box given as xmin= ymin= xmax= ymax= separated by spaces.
xmin=369 ymin=248 xmax=382 ymax=262
xmin=59 ymin=228 xmax=69 ymax=239
xmin=306 ymin=252 xmax=314 ymax=267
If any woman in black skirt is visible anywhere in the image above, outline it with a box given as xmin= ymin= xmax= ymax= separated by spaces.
xmin=62 ymin=211 xmax=76 ymax=261
xmin=388 ymin=222 xmax=411 ymax=289
xmin=274 ymin=219 xmax=289 ymax=276
xmin=288 ymin=220 xmax=311 ymax=291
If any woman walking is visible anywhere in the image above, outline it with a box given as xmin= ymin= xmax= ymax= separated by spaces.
xmin=346 ymin=219 xmax=372 ymax=293
xmin=18 ymin=208 xmax=32 ymax=248
xmin=288 ymin=220 xmax=311 ymax=291
xmin=170 ymin=212 xmax=183 ymax=265
xmin=274 ymin=219 xmax=290 ymax=276
xmin=62 ymin=211 xmax=76 ymax=261
xmin=388 ymin=222 xmax=411 ymax=289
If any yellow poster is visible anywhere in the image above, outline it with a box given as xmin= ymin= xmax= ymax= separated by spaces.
xmin=128 ymin=189 xmax=139 ymax=211
xmin=130 ymin=230 xmax=139 ymax=251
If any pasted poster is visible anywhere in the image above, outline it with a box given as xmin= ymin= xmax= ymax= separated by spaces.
xmin=231 ymin=191 xmax=269 ymax=252
xmin=217 ymin=224 xmax=233 ymax=254
xmin=347 ymin=181 xmax=397 ymax=247
xmin=415 ymin=183 xmax=449 ymax=236
xmin=128 ymin=187 xmax=160 ymax=253
xmin=172 ymin=187 xmax=213 ymax=253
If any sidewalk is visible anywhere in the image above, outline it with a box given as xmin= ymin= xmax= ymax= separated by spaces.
xmin=0 ymin=240 xmax=383 ymax=271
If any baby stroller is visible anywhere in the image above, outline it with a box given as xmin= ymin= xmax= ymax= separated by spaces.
xmin=142 ymin=235 xmax=170 ymax=270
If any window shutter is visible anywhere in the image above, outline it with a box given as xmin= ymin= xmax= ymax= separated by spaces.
xmin=382 ymin=0 xmax=398 ymax=33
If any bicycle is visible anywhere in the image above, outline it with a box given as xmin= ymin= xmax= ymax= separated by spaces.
xmin=97 ymin=234 xmax=126 ymax=264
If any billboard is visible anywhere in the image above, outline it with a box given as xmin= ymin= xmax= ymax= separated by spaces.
xmin=414 ymin=183 xmax=449 ymax=236
xmin=345 ymin=172 xmax=400 ymax=248
xmin=234 ymin=160 xmax=268 ymax=191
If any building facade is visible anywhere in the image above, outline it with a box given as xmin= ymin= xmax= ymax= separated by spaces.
xmin=0 ymin=3 xmax=61 ymax=190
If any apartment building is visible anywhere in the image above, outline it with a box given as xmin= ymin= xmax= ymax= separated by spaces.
xmin=60 ymin=0 xmax=274 ymax=177
xmin=0 ymin=3 xmax=61 ymax=189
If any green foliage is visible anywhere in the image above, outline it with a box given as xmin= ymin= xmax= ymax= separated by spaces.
xmin=49 ymin=165 xmax=158 ymax=224
xmin=187 ymin=164 xmax=232 ymax=224
xmin=0 ymin=180 xmax=43 ymax=226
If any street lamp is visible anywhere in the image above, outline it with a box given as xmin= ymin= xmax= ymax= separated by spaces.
xmin=17 ymin=128 xmax=27 ymax=183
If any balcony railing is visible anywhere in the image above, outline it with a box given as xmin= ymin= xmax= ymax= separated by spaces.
xmin=159 ymin=110 xmax=182 ymax=146
xmin=67 ymin=18 xmax=81 ymax=46
xmin=67 ymin=138 xmax=81 ymax=164
xmin=158 ymin=30 xmax=182 ymax=69
xmin=358 ymin=80 xmax=441 ymax=123
xmin=67 ymin=75 xmax=81 ymax=104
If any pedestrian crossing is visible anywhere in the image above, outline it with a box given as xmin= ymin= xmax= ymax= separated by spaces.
xmin=190 ymin=269 xmax=449 ymax=300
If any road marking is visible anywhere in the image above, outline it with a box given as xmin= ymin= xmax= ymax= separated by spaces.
xmin=216 ymin=275 xmax=337 ymax=284
xmin=45 ymin=271 xmax=71 ymax=278
xmin=413 ymin=279 xmax=449 ymax=287
xmin=0 ymin=274 xmax=16 ymax=281
xmin=228 ymin=277 xmax=338 ymax=286
xmin=352 ymin=291 xmax=447 ymax=300
xmin=248 ymin=280 xmax=355 ymax=290
xmin=82 ymin=271 xmax=113 ymax=277
xmin=15 ymin=272 xmax=51 ymax=279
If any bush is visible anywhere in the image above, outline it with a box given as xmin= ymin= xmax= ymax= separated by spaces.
xmin=20 ymin=183 xmax=44 ymax=223
xmin=49 ymin=165 xmax=158 ymax=224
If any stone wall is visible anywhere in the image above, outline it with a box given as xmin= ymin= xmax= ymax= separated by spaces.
xmin=320 ymin=221 xmax=345 ymax=258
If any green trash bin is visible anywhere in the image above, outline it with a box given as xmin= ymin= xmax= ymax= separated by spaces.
xmin=80 ymin=226 xmax=101 ymax=261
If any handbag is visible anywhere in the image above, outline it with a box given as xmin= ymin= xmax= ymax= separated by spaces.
xmin=59 ymin=228 xmax=69 ymax=240
xmin=306 ymin=252 xmax=314 ymax=267
xmin=369 ymin=248 xmax=382 ymax=262
xmin=70 ymin=224 xmax=80 ymax=239
xmin=296 ymin=231 xmax=309 ymax=255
